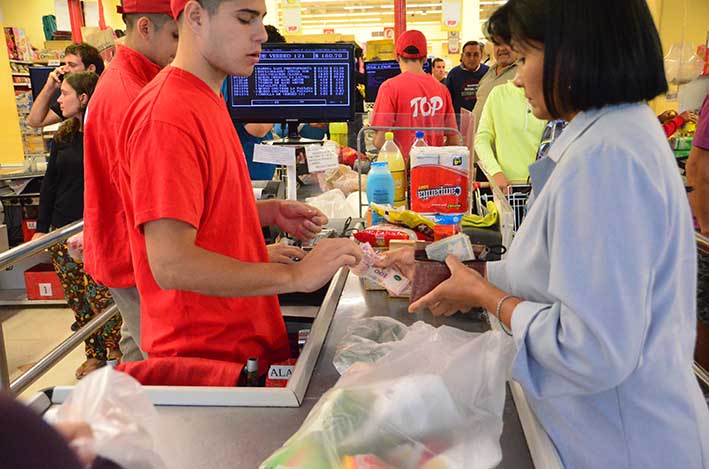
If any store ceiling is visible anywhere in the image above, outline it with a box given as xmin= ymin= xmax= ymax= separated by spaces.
xmin=281 ymin=0 xmax=506 ymax=28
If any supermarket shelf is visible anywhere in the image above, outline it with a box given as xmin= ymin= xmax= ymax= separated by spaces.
xmin=0 ymin=289 xmax=66 ymax=306
xmin=13 ymin=83 xmax=30 ymax=88
xmin=9 ymin=59 xmax=33 ymax=65
xmin=11 ymin=72 xmax=30 ymax=77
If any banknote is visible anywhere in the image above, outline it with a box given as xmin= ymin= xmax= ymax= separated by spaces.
xmin=425 ymin=233 xmax=476 ymax=262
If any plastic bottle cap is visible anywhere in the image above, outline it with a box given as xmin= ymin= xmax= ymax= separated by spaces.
xmin=385 ymin=131 xmax=394 ymax=140
xmin=415 ymin=131 xmax=424 ymax=138
xmin=372 ymin=161 xmax=389 ymax=168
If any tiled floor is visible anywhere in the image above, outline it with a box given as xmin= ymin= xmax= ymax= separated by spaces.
xmin=2 ymin=306 xmax=83 ymax=400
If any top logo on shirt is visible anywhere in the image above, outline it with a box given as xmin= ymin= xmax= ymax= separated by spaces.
xmin=410 ymin=96 xmax=444 ymax=118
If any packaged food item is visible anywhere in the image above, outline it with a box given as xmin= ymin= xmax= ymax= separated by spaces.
xmin=432 ymin=225 xmax=457 ymax=241
xmin=410 ymin=146 xmax=469 ymax=215
xmin=353 ymin=224 xmax=418 ymax=248
xmin=370 ymin=204 xmax=435 ymax=240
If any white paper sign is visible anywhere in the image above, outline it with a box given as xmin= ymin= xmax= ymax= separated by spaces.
xmin=305 ymin=147 xmax=339 ymax=173
xmin=39 ymin=283 xmax=53 ymax=297
xmin=441 ymin=0 xmax=462 ymax=32
xmin=253 ymin=144 xmax=295 ymax=166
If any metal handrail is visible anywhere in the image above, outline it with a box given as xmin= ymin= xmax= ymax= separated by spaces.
xmin=0 ymin=219 xmax=89 ymax=393
xmin=697 ymin=232 xmax=708 ymax=255
xmin=10 ymin=304 xmax=119 ymax=395
xmin=0 ymin=220 xmax=84 ymax=271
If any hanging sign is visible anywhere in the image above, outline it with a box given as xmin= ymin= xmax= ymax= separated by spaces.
xmin=282 ymin=0 xmax=302 ymax=35
xmin=383 ymin=27 xmax=395 ymax=40
xmin=447 ymin=31 xmax=460 ymax=55
xmin=441 ymin=0 xmax=462 ymax=32
xmin=323 ymin=28 xmax=335 ymax=34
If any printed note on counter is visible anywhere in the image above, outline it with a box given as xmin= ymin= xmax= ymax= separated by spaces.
xmin=254 ymin=144 xmax=295 ymax=166
xmin=305 ymin=146 xmax=339 ymax=173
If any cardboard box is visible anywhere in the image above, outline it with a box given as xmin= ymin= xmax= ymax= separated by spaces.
xmin=21 ymin=219 xmax=36 ymax=242
xmin=24 ymin=263 xmax=64 ymax=300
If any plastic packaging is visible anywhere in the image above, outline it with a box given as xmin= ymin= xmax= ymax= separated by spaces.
xmin=410 ymin=131 xmax=428 ymax=154
xmin=410 ymin=146 xmax=469 ymax=215
xmin=370 ymin=203 xmax=435 ymax=240
xmin=366 ymin=162 xmax=395 ymax=226
xmin=261 ymin=320 xmax=515 ymax=469
xmin=333 ymin=316 xmax=409 ymax=375
xmin=352 ymin=224 xmax=417 ymax=248
xmin=378 ymin=132 xmax=406 ymax=208
xmin=45 ymin=367 xmax=166 ymax=469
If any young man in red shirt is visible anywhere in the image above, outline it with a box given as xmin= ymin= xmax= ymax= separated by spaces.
xmin=371 ymin=30 xmax=459 ymax=159
xmin=83 ymin=0 xmax=178 ymax=363
xmin=115 ymin=0 xmax=362 ymax=386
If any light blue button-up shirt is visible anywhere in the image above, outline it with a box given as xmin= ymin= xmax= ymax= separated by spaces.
xmin=488 ymin=103 xmax=709 ymax=468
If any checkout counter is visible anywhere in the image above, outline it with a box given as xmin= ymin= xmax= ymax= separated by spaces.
xmin=28 ymin=266 xmax=542 ymax=468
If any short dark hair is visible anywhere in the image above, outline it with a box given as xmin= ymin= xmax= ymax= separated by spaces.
xmin=462 ymin=41 xmax=484 ymax=54
xmin=494 ymin=0 xmax=668 ymax=119
xmin=123 ymin=13 xmax=173 ymax=32
xmin=432 ymin=58 xmax=445 ymax=67
xmin=265 ymin=25 xmax=285 ymax=43
xmin=65 ymin=43 xmax=105 ymax=76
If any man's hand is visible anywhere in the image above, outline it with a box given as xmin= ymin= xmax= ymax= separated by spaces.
xmin=46 ymin=66 xmax=66 ymax=91
xmin=54 ymin=421 xmax=96 ymax=466
xmin=492 ymin=172 xmax=510 ymax=194
xmin=267 ymin=243 xmax=307 ymax=264
xmin=680 ymin=110 xmax=698 ymax=124
xmin=273 ymin=200 xmax=328 ymax=242
xmin=374 ymin=246 xmax=416 ymax=280
xmin=292 ymin=238 xmax=362 ymax=292
xmin=408 ymin=255 xmax=488 ymax=316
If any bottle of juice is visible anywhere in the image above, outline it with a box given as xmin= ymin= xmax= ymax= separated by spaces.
xmin=378 ymin=132 xmax=406 ymax=207
xmin=366 ymin=161 xmax=394 ymax=226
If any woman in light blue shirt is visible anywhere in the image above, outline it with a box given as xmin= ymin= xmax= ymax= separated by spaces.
xmin=403 ymin=0 xmax=709 ymax=467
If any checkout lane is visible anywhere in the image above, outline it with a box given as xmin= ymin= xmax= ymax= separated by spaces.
xmin=145 ymin=273 xmax=533 ymax=468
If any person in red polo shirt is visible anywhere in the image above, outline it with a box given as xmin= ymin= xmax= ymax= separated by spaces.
xmin=114 ymin=0 xmax=363 ymax=386
xmin=371 ymin=30 xmax=460 ymax=159
xmin=83 ymin=0 xmax=178 ymax=363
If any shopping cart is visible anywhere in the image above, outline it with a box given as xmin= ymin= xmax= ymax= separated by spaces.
xmin=478 ymin=183 xmax=532 ymax=233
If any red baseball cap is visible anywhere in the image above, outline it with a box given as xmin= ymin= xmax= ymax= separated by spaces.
xmin=396 ymin=30 xmax=427 ymax=59
xmin=170 ymin=0 xmax=190 ymax=19
xmin=117 ymin=0 xmax=172 ymax=15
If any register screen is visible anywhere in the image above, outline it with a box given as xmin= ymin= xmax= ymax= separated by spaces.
xmin=364 ymin=59 xmax=432 ymax=102
xmin=228 ymin=43 xmax=355 ymax=123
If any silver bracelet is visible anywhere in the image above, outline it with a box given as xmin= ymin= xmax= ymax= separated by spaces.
xmin=495 ymin=294 xmax=515 ymax=336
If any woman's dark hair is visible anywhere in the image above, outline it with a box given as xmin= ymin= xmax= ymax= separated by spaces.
xmin=488 ymin=0 xmax=668 ymax=119
xmin=55 ymin=72 xmax=99 ymax=144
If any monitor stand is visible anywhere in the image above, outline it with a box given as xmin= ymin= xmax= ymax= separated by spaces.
xmin=272 ymin=121 xmax=325 ymax=145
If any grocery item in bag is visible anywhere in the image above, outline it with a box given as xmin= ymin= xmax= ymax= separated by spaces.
xmin=353 ymin=224 xmax=418 ymax=248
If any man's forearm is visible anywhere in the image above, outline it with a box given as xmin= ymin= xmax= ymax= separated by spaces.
xmin=27 ymin=86 xmax=58 ymax=128
xmin=150 ymin=240 xmax=299 ymax=297
xmin=256 ymin=199 xmax=279 ymax=227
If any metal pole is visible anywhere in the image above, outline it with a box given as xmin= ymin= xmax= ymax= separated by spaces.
xmin=0 ymin=324 xmax=9 ymax=390
xmin=10 ymin=303 xmax=119 ymax=396
xmin=0 ymin=220 xmax=83 ymax=271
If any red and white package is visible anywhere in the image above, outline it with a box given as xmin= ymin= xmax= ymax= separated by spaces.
xmin=353 ymin=224 xmax=417 ymax=248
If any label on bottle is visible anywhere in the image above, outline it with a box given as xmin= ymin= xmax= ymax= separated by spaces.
xmin=391 ymin=170 xmax=406 ymax=207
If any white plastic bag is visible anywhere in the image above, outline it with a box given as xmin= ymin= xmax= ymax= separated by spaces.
xmin=67 ymin=232 xmax=84 ymax=261
xmin=262 ymin=319 xmax=515 ymax=469
xmin=333 ymin=316 xmax=409 ymax=374
xmin=46 ymin=367 xmax=165 ymax=469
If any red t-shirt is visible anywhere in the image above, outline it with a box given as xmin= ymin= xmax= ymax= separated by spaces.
xmin=117 ymin=66 xmax=289 ymax=370
xmin=370 ymin=72 xmax=458 ymax=158
xmin=83 ymin=46 xmax=161 ymax=288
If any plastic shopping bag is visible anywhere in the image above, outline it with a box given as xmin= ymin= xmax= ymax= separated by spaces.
xmin=66 ymin=231 xmax=84 ymax=262
xmin=45 ymin=367 xmax=165 ymax=469
xmin=333 ymin=316 xmax=408 ymax=374
xmin=261 ymin=319 xmax=515 ymax=469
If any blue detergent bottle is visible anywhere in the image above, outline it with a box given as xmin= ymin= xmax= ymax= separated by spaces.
xmin=366 ymin=161 xmax=394 ymax=226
